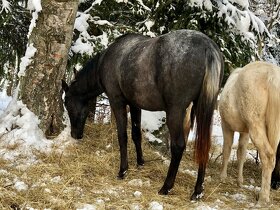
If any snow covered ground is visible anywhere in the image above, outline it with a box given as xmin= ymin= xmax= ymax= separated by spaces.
xmin=0 ymin=91 xmax=74 ymax=163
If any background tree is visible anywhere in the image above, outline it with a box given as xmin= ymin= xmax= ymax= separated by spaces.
xmin=18 ymin=0 xmax=79 ymax=137
xmin=0 ymin=0 xmax=30 ymax=94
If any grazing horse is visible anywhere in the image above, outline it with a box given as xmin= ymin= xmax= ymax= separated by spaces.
xmin=219 ymin=61 xmax=280 ymax=204
xmin=62 ymin=29 xmax=223 ymax=199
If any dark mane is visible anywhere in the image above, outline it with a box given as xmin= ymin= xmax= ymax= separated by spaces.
xmin=69 ymin=53 xmax=101 ymax=96
xmin=75 ymin=53 xmax=100 ymax=81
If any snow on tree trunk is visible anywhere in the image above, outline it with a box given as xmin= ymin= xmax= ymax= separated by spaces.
xmin=19 ymin=0 xmax=79 ymax=137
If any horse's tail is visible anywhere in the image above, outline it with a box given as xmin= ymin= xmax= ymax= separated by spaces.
xmin=266 ymin=67 xmax=280 ymax=150
xmin=194 ymin=48 xmax=223 ymax=165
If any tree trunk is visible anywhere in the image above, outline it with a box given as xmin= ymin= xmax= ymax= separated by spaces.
xmin=19 ymin=0 xmax=79 ymax=137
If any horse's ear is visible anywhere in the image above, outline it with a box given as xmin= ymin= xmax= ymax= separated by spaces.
xmin=61 ymin=80 xmax=69 ymax=92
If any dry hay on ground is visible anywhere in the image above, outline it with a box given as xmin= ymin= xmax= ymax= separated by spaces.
xmin=0 ymin=121 xmax=280 ymax=209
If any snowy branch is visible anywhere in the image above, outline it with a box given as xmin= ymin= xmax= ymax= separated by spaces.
xmin=1 ymin=0 xmax=11 ymax=13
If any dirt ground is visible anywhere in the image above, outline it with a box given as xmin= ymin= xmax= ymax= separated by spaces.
xmin=0 ymin=122 xmax=280 ymax=209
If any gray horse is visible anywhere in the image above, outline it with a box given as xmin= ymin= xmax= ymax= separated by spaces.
xmin=62 ymin=29 xmax=224 ymax=199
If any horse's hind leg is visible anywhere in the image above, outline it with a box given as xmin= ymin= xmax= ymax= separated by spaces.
xmin=183 ymin=103 xmax=193 ymax=141
xmin=220 ymin=121 xmax=234 ymax=182
xmin=271 ymin=143 xmax=280 ymax=189
xmin=158 ymin=108 xmax=186 ymax=195
xmin=111 ymin=103 xmax=129 ymax=179
xmin=237 ymin=133 xmax=249 ymax=186
xmin=249 ymin=126 xmax=274 ymax=204
xmin=129 ymin=105 xmax=144 ymax=166
xmin=191 ymin=163 xmax=206 ymax=200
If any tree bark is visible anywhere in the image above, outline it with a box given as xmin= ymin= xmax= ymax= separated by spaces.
xmin=19 ymin=0 xmax=79 ymax=137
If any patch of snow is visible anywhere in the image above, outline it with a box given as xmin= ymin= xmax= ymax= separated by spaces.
xmin=128 ymin=179 xmax=143 ymax=187
xmin=0 ymin=89 xmax=75 ymax=164
xmin=1 ymin=0 xmax=11 ymax=13
xmin=27 ymin=0 xmax=42 ymax=12
xmin=26 ymin=0 xmax=42 ymax=39
xmin=243 ymin=184 xmax=261 ymax=192
xmin=130 ymin=203 xmax=142 ymax=210
xmin=133 ymin=191 xmax=142 ymax=197
xmin=75 ymin=13 xmax=90 ymax=32
xmin=94 ymin=19 xmax=113 ymax=26
xmin=144 ymin=132 xmax=162 ymax=143
xmin=0 ymin=91 xmax=12 ymax=115
xmin=141 ymin=111 xmax=165 ymax=133
xmin=136 ymin=0 xmax=151 ymax=11
xmin=76 ymin=203 xmax=97 ymax=210
xmin=195 ymin=204 xmax=218 ymax=210
xmin=14 ymin=180 xmax=28 ymax=191
xmin=230 ymin=193 xmax=247 ymax=202
xmin=148 ymin=201 xmax=163 ymax=210
xmin=18 ymin=43 xmax=37 ymax=76
xmin=181 ymin=169 xmax=197 ymax=177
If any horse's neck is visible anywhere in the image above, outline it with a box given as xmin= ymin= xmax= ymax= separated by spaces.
xmin=77 ymin=69 xmax=103 ymax=100
xmin=74 ymin=52 xmax=105 ymax=100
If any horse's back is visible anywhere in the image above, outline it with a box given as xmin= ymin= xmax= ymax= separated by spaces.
xmin=100 ymin=30 xmax=222 ymax=111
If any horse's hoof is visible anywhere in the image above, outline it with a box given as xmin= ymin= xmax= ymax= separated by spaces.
xmin=256 ymin=193 xmax=270 ymax=205
xmin=158 ymin=187 xmax=170 ymax=195
xmin=190 ymin=192 xmax=204 ymax=200
xmin=117 ymin=170 xmax=127 ymax=179
xmin=256 ymin=200 xmax=271 ymax=208
xmin=137 ymin=159 xmax=145 ymax=166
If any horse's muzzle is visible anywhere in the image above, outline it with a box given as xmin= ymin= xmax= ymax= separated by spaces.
xmin=71 ymin=130 xmax=83 ymax=140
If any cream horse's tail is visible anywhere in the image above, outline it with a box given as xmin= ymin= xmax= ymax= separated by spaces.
xmin=266 ymin=64 xmax=280 ymax=150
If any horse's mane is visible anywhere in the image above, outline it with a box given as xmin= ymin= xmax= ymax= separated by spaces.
xmin=75 ymin=53 xmax=100 ymax=81
xmin=69 ymin=53 xmax=101 ymax=96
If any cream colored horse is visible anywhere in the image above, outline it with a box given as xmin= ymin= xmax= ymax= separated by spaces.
xmin=219 ymin=61 xmax=280 ymax=204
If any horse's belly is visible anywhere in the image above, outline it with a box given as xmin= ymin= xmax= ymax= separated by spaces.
xmin=120 ymin=77 xmax=166 ymax=110
xmin=129 ymin=91 xmax=165 ymax=111
xmin=226 ymin=118 xmax=248 ymax=133
xmin=220 ymin=103 xmax=248 ymax=133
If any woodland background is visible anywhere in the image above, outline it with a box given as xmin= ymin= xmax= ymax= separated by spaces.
xmin=0 ymin=0 xmax=280 ymax=209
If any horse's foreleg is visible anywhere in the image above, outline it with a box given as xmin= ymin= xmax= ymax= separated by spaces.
xmin=237 ymin=133 xmax=249 ymax=186
xmin=220 ymin=122 xmax=234 ymax=182
xmin=130 ymin=105 xmax=144 ymax=166
xmin=111 ymin=104 xmax=129 ymax=179
xmin=159 ymin=109 xmax=185 ymax=195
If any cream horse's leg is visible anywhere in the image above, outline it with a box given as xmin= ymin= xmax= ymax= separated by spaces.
xmin=220 ymin=121 xmax=234 ymax=182
xmin=237 ymin=133 xmax=249 ymax=186
xmin=249 ymin=125 xmax=275 ymax=204
xmin=183 ymin=103 xmax=193 ymax=141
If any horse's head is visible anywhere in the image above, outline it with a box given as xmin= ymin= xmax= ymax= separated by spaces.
xmin=62 ymin=80 xmax=89 ymax=139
